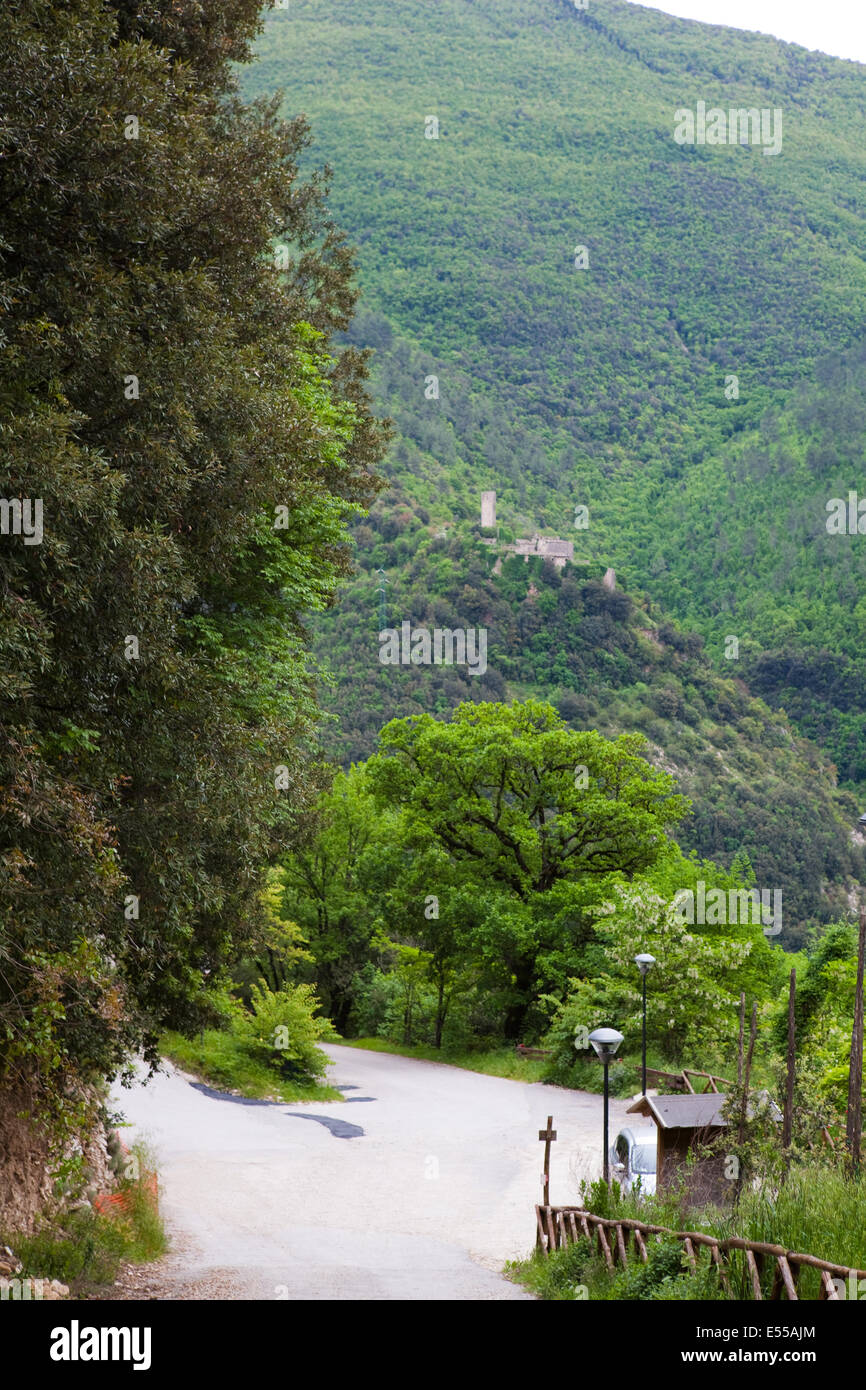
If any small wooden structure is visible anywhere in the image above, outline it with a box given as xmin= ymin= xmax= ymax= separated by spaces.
xmin=516 ymin=1043 xmax=551 ymax=1060
xmin=626 ymin=1092 xmax=781 ymax=1204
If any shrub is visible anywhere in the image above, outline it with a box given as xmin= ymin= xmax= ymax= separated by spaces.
xmin=233 ymin=982 xmax=336 ymax=1082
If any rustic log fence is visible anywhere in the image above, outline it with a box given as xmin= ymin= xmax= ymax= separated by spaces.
xmin=641 ymin=1066 xmax=732 ymax=1094
xmin=535 ymin=1205 xmax=865 ymax=1301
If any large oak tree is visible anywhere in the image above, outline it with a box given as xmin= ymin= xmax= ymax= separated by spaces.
xmin=365 ymin=700 xmax=687 ymax=1035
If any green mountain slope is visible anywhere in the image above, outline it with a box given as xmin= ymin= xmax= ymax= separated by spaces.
xmin=631 ymin=338 xmax=866 ymax=786
xmin=246 ymin=0 xmax=866 ymax=508
xmin=240 ymin=0 xmax=866 ymax=933
xmin=308 ymin=522 xmax=864 ymax=943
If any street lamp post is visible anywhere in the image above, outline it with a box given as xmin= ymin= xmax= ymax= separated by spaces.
xmin=635 ymin=954 xmax=656 ymax=1097
xmin=589 ymin=1027 xmax=624 ymax=1185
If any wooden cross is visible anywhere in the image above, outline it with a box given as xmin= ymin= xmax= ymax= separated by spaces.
xmin=539 ymin=1115 xmax=557 ymax=1206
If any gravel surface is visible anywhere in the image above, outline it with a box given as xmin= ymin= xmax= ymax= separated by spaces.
xmin=106 ymin=1044 xmax=635 ymax=1301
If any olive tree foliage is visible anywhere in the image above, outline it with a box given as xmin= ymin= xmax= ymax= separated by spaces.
xmin=0 ymin=0 xmax=386 ymax=1117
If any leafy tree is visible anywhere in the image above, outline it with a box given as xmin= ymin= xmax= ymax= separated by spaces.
xmin=368 ymin=843 xmax=490 ymax=1048
xmin=544 ymin=881 xmax=765 ymax=1069
xmin=229 ymin=867 xmax=313 ymax=1007
xmin=0 ymin=0 xmax=384 ymax=1121
xmin=365 ymin=700 xmax=687 ymax=1035
xmin=278 ymin=768 xmax=391 ymax=1032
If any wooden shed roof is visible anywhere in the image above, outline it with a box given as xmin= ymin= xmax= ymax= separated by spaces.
xmin=627 ymin=1093 xmax=726 ymax=1129
xmin=627 ymin=1092 xmax=782 ymax=1130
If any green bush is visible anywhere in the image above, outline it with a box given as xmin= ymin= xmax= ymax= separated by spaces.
xmin=233 ymin=981 xmax=336 ymax=1082
xmin=506 ymin=1238 xmax=595 ymax=1300
xmin=603 ymin=1238 xmax=722 ymax=1301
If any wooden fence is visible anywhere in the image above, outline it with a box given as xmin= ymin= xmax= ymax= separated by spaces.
xmin=535 ymin=1205 xmax=866 ymax=1301
xmin=641 ymin=1066 xmax=732 ymax=1093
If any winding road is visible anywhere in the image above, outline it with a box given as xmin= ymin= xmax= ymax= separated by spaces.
xmin=108 ymin=1044 xmax=634 ymax=1301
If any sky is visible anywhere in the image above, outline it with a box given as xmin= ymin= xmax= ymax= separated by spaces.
xmin=629 ymin=0 xmax=866 ymax=64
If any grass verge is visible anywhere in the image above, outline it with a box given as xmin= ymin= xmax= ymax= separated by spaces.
xmin=508 ymin=1167 xmax=866 ymax=1300
xmin=338 ymin=1036 xmax=549 ymax=1083
xmin=2 ymin=1142 xmax=168 ymax=1297
xmin=161 ymin=1028 xmax=343 ymax=1102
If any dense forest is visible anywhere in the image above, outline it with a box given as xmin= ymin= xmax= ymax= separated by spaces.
xmin=237 ymin=0 xmax=866 ymax=945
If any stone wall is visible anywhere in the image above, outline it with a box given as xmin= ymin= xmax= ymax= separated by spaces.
xmin=0 ymin=1083 xmax=112 ymax=1235
xmin=0 ymin=1084 xmax=53 ymax=1234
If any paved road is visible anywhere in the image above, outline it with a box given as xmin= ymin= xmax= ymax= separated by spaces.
xmin=109 ymin=1044 xmax=635 ymax=1301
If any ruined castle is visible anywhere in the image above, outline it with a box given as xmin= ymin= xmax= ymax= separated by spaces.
xmin=479 ymin=490 xmax=616 ymax=589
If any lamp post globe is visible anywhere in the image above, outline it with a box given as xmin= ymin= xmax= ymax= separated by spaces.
xmin=588 ymin=1027 xmax=624 ymax=1060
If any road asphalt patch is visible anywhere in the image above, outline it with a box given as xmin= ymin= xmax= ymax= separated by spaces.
xmin=189 ymin=1083 xmax=274 ymax=1106
xmin=283 ymin=1113 xmax=364 ymax=1139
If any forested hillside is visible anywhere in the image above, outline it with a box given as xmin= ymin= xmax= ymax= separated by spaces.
xmin=241 ymin=0 xmax=866 ymax=935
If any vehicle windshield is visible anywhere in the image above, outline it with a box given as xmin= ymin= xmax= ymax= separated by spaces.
xmin=632 ymin=1144 xmax=656 ymax=1174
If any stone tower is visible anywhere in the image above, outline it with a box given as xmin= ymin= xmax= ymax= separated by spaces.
xmin=481 ymin=490 xmax=496 ymax=529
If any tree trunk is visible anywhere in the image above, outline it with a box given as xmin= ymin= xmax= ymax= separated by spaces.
xmin=333 ymin=994 xmax=353 ymax=1037
xmin=734 ymin=1001 xmax=758 ymax=1207
xmin=403 ymin=983 xmax=414 ymax=1047
xmin=503 ymin=959 xmax=534 ymax=1040
xmin=434 ymin=976 xmax=446 ymax=1049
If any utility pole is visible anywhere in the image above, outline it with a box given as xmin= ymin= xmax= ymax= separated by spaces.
xmin=846 ymin=908 xmax=866 ymax=1173
xmin=782 ymin=968 xmax=796 ymax=1172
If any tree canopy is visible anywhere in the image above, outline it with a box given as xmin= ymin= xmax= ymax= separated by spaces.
xmin=0 ymin=0 xmax=385 ymax=1114
xmin=365 ymin=700 xmax=688 ymax=898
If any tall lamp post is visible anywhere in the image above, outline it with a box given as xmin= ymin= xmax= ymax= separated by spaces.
xmin=589 ymin=1027 xmax=624 ymax=1185
xmin=635 ymin=954 xmax=656 ymax=1096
